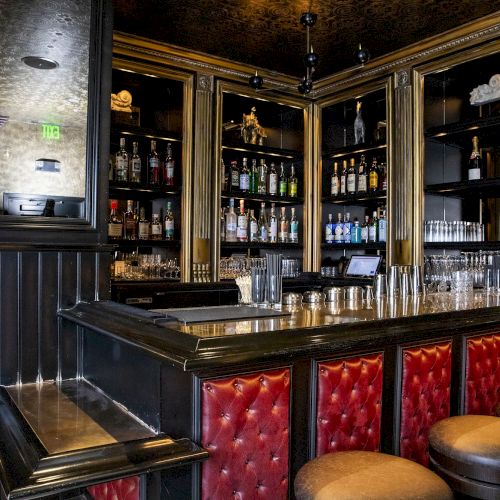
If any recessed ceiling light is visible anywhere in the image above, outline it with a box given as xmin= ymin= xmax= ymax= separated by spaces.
xmin=21 ymin=56 xmax=59 ymax=70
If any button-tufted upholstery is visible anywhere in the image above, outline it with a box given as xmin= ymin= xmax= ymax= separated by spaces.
xmin=294 ymin=450 xmax=453 ymax=500
xmin=316 ymin=353 xmax=383 ymax=456
xmin=87 ymin=476 xmax=140 ymax=500
xmin=465 ymin=333 xmax=500 ymax=416
xmin=399 ymin=341 xmax=452 ymax=465
xmin=201 ymin=368 xmax=290 ymax=499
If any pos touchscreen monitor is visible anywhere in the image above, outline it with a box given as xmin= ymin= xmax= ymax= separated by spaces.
xmin=344 ymin=255 xmax=382 ymax=278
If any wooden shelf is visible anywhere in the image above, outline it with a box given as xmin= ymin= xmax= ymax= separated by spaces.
xmin=111 ymin=239 xmax=181 ymax=248
xmin=424 ymin=241 xmax=500 ymax=251
xmin=109 ymin=182 xmax=181 ymax=199
xmin=221 ymin=242 xmax=303 ymax=250
xmin=323 ymin=141 xmax=386 ymax=159
xmin=322 ymin=242 xmax=386 ymax=251
xmin=322 ymin=191 xmax=386 ymax=205
xmin=425 ymin=178 xmax=500 ymax=198
xmin=222 ymin=141 xmax=301 ymax=159
xmin=111 ymin=124 xmax=182 ymax=143
xmin=221 ymin=191 xmax=302 ymax=204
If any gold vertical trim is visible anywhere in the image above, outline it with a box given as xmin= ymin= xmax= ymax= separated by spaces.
xmin=311 ymin=101 xmax=322 ymax=271
xmin=303 ymin=102 xmax=314 ymax=272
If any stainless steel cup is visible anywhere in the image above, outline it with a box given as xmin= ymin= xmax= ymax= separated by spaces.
xmin=345 ymin=286 xmax=363 ymax=301
xmin=364 ymin=285 xmax=374 ymax=301
xmin=387 ymin=266 xmax=400 ymax=297
xmin=410 ymin=265 xmax=423 ymax=295
xmin=375 ymin=274 xmax=387 ymax=297
xmin=400 ymin=272 xmax=410 ymax=297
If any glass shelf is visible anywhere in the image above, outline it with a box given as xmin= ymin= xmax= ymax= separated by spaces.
xmin=221 ymin=242 xmax=303 ymax=250
xmin=321 ymin=242 xmax=385 ymax=251
xmin=221 ymin=191 xmax=302 ymax=204
xmin=109 ymin=182 xmax=181 ymax=199
xmin=322 ymin=141 xmax=386 ymax=159
xmin=425 ymin=178 xmax=500 ymax=198
xmin=222 ymin=141 xmax=301 ymax=159
xmin=322 ymin=191 xmax=386 ymax=206
xmin=111 ymin=239 xmax=181 ymax=248
xmin=111 ymin=124 xmax=182 ymax=143
xmin=424 ymin=241 xmax=500 ymax=251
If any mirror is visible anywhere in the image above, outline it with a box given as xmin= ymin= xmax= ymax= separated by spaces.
xmin=0 ymin=0 xmax=93 ymax=221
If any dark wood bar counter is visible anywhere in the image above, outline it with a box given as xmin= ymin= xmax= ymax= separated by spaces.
xmin=60 ymin=293 xmax=500 ymax=498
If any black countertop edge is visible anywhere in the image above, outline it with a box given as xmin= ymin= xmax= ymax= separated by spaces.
xmin=59 ymin=300 xmax=500 ymax=371
xmin=0 ymin=387 xmax=207 ymax=499
xmin=0 ymin=243 xmax=115 ymax=252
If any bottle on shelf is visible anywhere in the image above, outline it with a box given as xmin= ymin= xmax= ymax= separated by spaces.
xmin=352 ymin=218 xmax=362 ymax=243
xmin=129 ymin=141 xmax=142 ymax=184
xmin=279 ymin=206 xmax=289 ymax=243
xmin=288 ymin=163 xmax=298 ymax=197
xmin=225 ymin=198 xmax=237 ymax=242
xmin=163 ymin=142 xmax=175 ymax=187
xmin=369 ymin=157 xmax=379 ymax=193
xmin=115 ymin=137 xmax=128 ymax=182
xmin=250 ymin=159 xmax=259 ymax=194
xmin=279 ymin=162 xmax=287 ymax=197
xmin=269 ymin=203 xmax=278 ymax=243
xmin=289 ymin=207 xmax=299 ymax=243
xmin=220 ymin=207 xmax=226 ymax=242
xmin=230 ymin=160 xmax=239 ymax=192
xmin=151 ymin=213 xmax=162 ymax=240
xmin=258 ymin=202 xmax=268 ymax=242
xmin=148 ymin=140 xmax=160 ymax=187
xmin=361 ymin=215 xmax=370 ymax=243
xmin=378 ymin=208 xmax=387 ymax=242
xmin=334 ymin=213 xmax=344 ymax=243
xmin=239 ymin=157 xmax=250 ymax=192
xmin=236 ymin=199 xmax=248 ymax=242
xmin=331 ymin=162 xmax=340 ymax=197
xmin=221 ymin=158 xmax=227 ymax=192
xmin=325 ymin=213 xmax=334 ymax=243
xmin=368 ymin=210 xmax=378 ymax=242
xmin=107 ymin=200 xmax=123 ymax=240
xmin=357 ymin=155 xmax=367 ymax=194
xmin=268 ymin=162 xmax=278 ymax=196
xmin=123 ymin=200 xmax=137 ymax=240
xmin=343 ymin=212 xmax=352 ymax=243
xmin=164 ymin=201 xmax=175 ymax=240
xmin=249 ymin=209 xmax=258 ymax=242
xmin=379 ymin=162 xmax=387 ymax=192
xmin=347 ymin=158 xmax=356 ymax=195
xmin=257 ymin=159 xmax=267 ymax=194
xmin=468 ymin=135 xmax=483 ymax=180
xmin=340 ymin=160 xmax=347 ymax=196
xmin=138 ymin=207 xmax=150 ymax=240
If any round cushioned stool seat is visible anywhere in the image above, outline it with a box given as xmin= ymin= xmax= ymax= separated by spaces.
xmin=429 ymin=415 xmax=500 ymax=498
xmin=294 ymin=450 xmax=453 ymax=500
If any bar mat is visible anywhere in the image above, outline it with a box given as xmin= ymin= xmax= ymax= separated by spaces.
xmin=151 ymin=305 xmax=290 ymax=324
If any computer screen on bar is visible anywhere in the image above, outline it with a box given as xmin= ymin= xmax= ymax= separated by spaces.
xmin=344 ymin=255 xmax=382 ymax=278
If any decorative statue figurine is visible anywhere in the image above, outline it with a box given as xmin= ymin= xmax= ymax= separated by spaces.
xmin=241 ymin=107 xmax=267 ymax=145
xmin=111 ymin=90 xmax=133 ymax=112
xmin=354 ymin=101 xmax=366 ymax=145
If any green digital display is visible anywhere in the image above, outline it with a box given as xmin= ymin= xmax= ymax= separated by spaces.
xmin=42 ymin=124 xmax=60 ymax=140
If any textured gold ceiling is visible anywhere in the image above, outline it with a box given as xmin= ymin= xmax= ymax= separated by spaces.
xmin=113 ymin=0 xmax=500 ymax=78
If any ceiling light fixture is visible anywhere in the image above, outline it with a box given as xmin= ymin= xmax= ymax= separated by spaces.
xmin=21 ymin=56 xmax=59 ymax=70
xmin=354 ymin=43 xmax=371 ymax=65
xmin=297 ymin=11 xmax=318 ymax=95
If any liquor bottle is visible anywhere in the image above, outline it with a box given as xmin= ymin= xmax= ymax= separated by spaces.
xmin=361 ymin=215 xmax=370 ymax=243
xmin=379 ymin=162 xmax=388 ymax=192
xmin=123 ymin=200 xmax=137 ymax=240
xmin=343 ymin=212 xmax=352 ymax=243
xmin=138 ymin=207 xmax=150 ymax=240
xmin=225 ymin=198 xmax=237 ymax=242
xmin=278 ymin=207 xmax=289 ymax=243
xmin=129 ymin=141 xmax=142 ymax=183
xmin=369 ymin=158 xmax=379 ymax=192
xmin=249 ymin=209 xmax=258 ymax=242
xmin=268 ymin=162 xmax=278 ymax=196
xmin=288 ymin=164 xmax=298 ymax=197
xmin=151 ymin=213 xmax=162 ymax=240
xmin=289 ymin=207 xmax=299 ymax=243
xmin=230 ymin=160 xmax=239 ymax=192
xmin=368 ymin=210 xmax=378 ymax=242
xmin=468 ymin=136 xmax=483 ymax=180
xmin=279 ymin=162 xmax=287 ymax=197
xmin=164 ymin=201 xmax=175 ymax=240
xmin=250 ymin=159 xmax=259 ymax=194
xmin=239 ymin=158 xmax=250 ymax=192
xmin=331 ymin=162 xmax=340 ymax=197
xmin=269 ymin=203 xmax=278 ymax=243
xmin=378 ymin=209 xmax=387 ymax=243
xmin=163 ymin=142 xmax=175 ymax=187
xmin=107 ymin=200 xmax=123 ymax=240
xmin=357 ymin=155 xmax=367 ymax=193
xmin=347 ymin=158 xmax=356 ymax=195
xmin=340 ymin=160 xmax=347 ymax=196
xmin=258 ymin=202 xmax=268 ymax=242
xmin=148 ymin=140 xmax=160 ymax=186
xmin=220 ymin=207 xmax=226 ymax=242
xmin=257 ymin=159 xmax=267 ymax=194
xmin=325 ymin=213 xmax=334 ymax=244
xmin=351 ymin=218 xmax=362 ymax=243
xmin=115 ymin=137 xmax=128 ymax=182
xmin=334 ymin=213 xmax=344 ymax=243
xmin=236 ymin=199 xmax=248 ymax=242
xmin=221 ymin=158 xmax=227 ymax=192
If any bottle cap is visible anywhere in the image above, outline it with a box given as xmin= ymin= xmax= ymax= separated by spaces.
xmin=111 ymin=200 xmax=118 ymax=209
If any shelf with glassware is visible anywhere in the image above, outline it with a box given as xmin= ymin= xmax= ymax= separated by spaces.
xmin=422 ymin=50 xmax=500 ymax=254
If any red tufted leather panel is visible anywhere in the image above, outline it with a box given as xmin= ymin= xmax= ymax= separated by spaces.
xmin=399 ymin=341 xmax=452 ymax=466
xmin=201 ymin=368 xmax=290 ymax=500
xmin=465 ymin=333 xmax=500 ymax=415
xmin=87 ymin=477 xmax=140 ymax=500
xmin=315 ymin=353 xmax=383 ymax=457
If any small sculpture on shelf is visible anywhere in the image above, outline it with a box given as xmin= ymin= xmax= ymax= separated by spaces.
xmin=470 ymin=74 xmax=500 ymax=105
xmin=241 ymin=107 xmax=267 ymax=145
xmin=354 ymin=101 xmax=366 ymax=145
xmin=111 ymin=90 xmax=133 ymax=112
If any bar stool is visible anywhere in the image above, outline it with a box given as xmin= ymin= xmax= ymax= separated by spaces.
xmin=294 ymin=450 xmax=453 ymax=499
xmin=429 ymin=415 xmax=500 ymax=499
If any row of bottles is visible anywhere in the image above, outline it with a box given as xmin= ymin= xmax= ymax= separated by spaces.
xmin=222 ymin=158 xmax=299 ymax=197
xmin=325 ymin=208 xmax=387 ymax=244
xmin=221 ymin=198 xmax=299 ymax=244
xmin=108 ymin=199 xmax=175 ymax=241
xmin=329 ymin=155 xmax=387 ymax=197
xmin=111 ymin=138 xmax=176 ymax=187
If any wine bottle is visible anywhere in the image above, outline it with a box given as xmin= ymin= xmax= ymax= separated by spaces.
xmin=163 ymin=142 xmax=175 ymax=187
xmin=230 ymin=161 xmax=240 ymax=192
xmin=138 ymin=207 xmax=150 ymax=240
xmin=268 ymin=162 xmax=278 ymax=195
xmin=129 ymin=141 xmax=141 ymax=183
xmin=249 ymin=209 xmax=258 ymax=242
xmin=279 ymin=162 xmax=287 ymax=197
xmin=289 ymin=207 xmax=299 ymax=243
xmin=278 ymin=207 xmax=289 ymax=243
xmin=148 ymin=140 xmax=160 ymax=186
xmin=331 ymin=162 xmax=340 ymax=197
xmin=123 ymin=200 xmax=137 ymax=240
xmin=340 ymin=160 xmax=347 ymax=196
xmin=107 ymin=200 xmax=123 ymax=240
xmin=369 ymin=158 xmax=379 ymax=193
xmin=258 ymin=159 xmax=267 ymax=194
xmin=357 ymin=155 xmax=367 ymax=193
xmin=269 ymin=203 xmax=278 ymax=243
xmin=236 ymin=199 xmax=248 ymax=242
xmin=258 ymin=202 xmax=268 ymax=242
xmin=239 ymin=158 xmax=250 ymax=192
xmin=225 ymin=198 xmax=237 ymax=242
xmin=468 ymin=136 xmax=483 ymax=180
xmin=151 ymin=213 xmax=162 ymax=240
xmin=288 ymin=164 xmax=298 ymax=197
xmin=347 ymin=158 xmax=356 ymax=194
xmin=164 ymin=201 xmax=175 ymax=240
xmin=115 ymin=137 xmax=128 ymax=182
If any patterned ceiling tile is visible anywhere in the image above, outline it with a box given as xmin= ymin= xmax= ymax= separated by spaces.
xmin=113 ymin=0 xmax=500 ymax=78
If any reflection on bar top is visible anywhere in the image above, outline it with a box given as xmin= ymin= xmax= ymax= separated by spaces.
xmin=169 ymin=291 xmax=500 ymax=338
